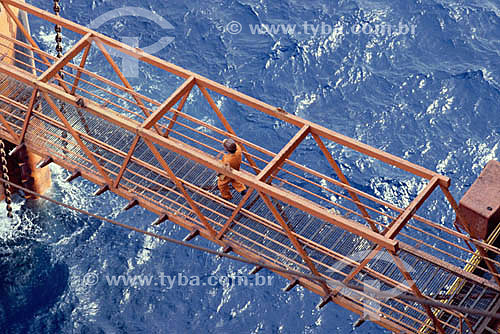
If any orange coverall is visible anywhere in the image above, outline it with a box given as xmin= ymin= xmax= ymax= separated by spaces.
xmin=217 ymin=144 xmax=246 ymax=200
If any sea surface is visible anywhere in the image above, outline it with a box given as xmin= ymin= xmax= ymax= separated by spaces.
xmin=1 ymin=0 xmax=500 ymax=333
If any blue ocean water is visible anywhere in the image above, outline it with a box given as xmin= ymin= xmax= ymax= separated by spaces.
xmin=1 ymin=0 xmax=500 ymax=333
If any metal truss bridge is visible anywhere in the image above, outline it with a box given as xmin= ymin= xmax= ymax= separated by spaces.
xmin=0 ymin=1 xmax=499 ymax=332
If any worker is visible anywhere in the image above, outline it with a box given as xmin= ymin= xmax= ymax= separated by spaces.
xmin=217 ymin=138 xmax=247 ymax=200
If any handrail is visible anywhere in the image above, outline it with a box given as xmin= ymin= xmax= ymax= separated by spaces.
xmin=0 ymin=0 xmax=449 ymax=185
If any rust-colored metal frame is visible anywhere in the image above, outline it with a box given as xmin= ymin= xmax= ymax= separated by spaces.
xmin=0 ymin=1 xmax=498 ymax=333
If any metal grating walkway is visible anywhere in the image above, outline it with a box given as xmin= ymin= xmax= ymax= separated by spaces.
xmin=0 ymin=70 xmax=498 ymax=333
xmin=0 ymin=1 xmax=499 ymax=331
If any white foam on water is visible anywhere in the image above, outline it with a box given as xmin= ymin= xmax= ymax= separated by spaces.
xmin=0 ymin=184 xmax=48 ymax=243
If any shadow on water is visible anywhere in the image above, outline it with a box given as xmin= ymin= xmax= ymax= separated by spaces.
xmin=0 ymin=200 xmax=69 ymax=334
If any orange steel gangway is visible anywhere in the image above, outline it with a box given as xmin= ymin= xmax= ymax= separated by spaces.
xmin=0 ymin=1 xmax=500 ymax=333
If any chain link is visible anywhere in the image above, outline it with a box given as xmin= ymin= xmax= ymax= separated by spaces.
xmin=53 ymin=0 xmax=68 ymax=150
xmin=0 ymin=140 xmax=13 ymax=218
xmin=53 ymin=0 xmax=64 ymax=78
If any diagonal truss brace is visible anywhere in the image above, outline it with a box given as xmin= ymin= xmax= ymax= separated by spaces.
xmin=38 ymin=32 xmax=92 ymax=83
xmin=311 ymin=133 xmax=379 ymax=232
xmin=113 ymin=135 xmax=140 ymax=188
xmin=42 ymin=92 xmax=112 ymax=185
xmin=17 ymin=88 xmax=39 ymax=144
xmin=390 ymin=252 xmax=446 ymax=334
xmin=92 ymin=37 xmax=163 ymax=134
xmin=163 ymin=85 xmax=192 ymax=138
xmin=198 ymin=85 xmax=261 ymax=174
xmin=71 ymin=43 xmax=91 ymax=94
xmin=331 ymin=177 xmax=441 ymax=296
xmin=385 ymin=176 xmax=440 ymax=238
xmin=216 ymin=188 xmax=254 ymax=240
xmin=144 ymin=139 xmax=218 ymax=237
xmin=259 ymin=191 xmax=332 ymax=296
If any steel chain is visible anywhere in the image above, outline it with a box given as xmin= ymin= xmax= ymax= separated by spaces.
xmin=53 ymin=0 xmax=64 ymax=77
xmin=53 ymin=0 xmax=68 ymax=149
xmin=0 ymin=140 xmax=13 ymax=218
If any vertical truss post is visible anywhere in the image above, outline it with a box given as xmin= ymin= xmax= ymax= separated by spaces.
xmin=257 ymin=125 xmax=310 ymax=182
xmin=141 ymin=76 xmax=195 ymax=129
xmin=390 ymin=252 xmax=446 ymax=334
xmin=216 ymin=188 xmax=254 ymax=240
xmin=163 ymin=85 xmax=192 ymax=138
xmin=0 ymin=1 xmax=70 ymax=93
xmin=259 ymin=191 xmax=332 ymax=297
xmin=42 ymin=92 xmax=112 ymax=185
xmin=311 ymin=133 xmax=378 ymax=232
xmin=384 ymin=176 xmax=439 ymax=238
xmin=144 ymin=139 xmax=218 ymax=237
xmin=17 ymin=88 xmax=39 ymax=145
xmin=332 ymin=177 xmax=440 ymax=296
xmin=198 ymin=85 xmax=260 ymax=174
xmin=440 ymin=184 xmax=500 ymax=287
xmin=71 ymin=43 xmax=91 ymax=94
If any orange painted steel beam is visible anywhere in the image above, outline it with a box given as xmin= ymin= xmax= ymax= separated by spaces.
xmin=18 ymin=88 xmax=38 ymax=145
xmin=259 ymin=191 xmax=332 ymax=296
xmin=311 ymin=133 xmax=378 ymax=232
xmin=113 ymin=135 xmax=139 ymax=188
xmin=1 ymin=0 xmax=449 ymax=187
xmin=391 ymin=252 xmax=446 ymax=334
xmin=216 ymin=188 xmax=254 ymax=240
xmin=71 ymin=44 xmax=91 ymax=95
xmin=144 ymin=139 xmax=218 ymax=237
xmin=92 ymin=37 xmax=163 ymax=134
xmin=198 ymin=85 xmax=261 ymax=175
xmin=257 ymin=125 xmax=310 ymax=181
xmin=385 ymin=176 xmax=440 ymax=239
xmin=41 ymin=91 xmax=113 ymax=185
xmin=164 ymin=110 xmax=179 ymax=138
xmin=38 ymin=32 xmax=92 ymax=83
xmin=0 ymin=91 xmax=29 ymax=113
xmin=163 ymin=85 xmax=192 ymax=138
xmin=142 ymin=76 xmax=195 ymax=129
